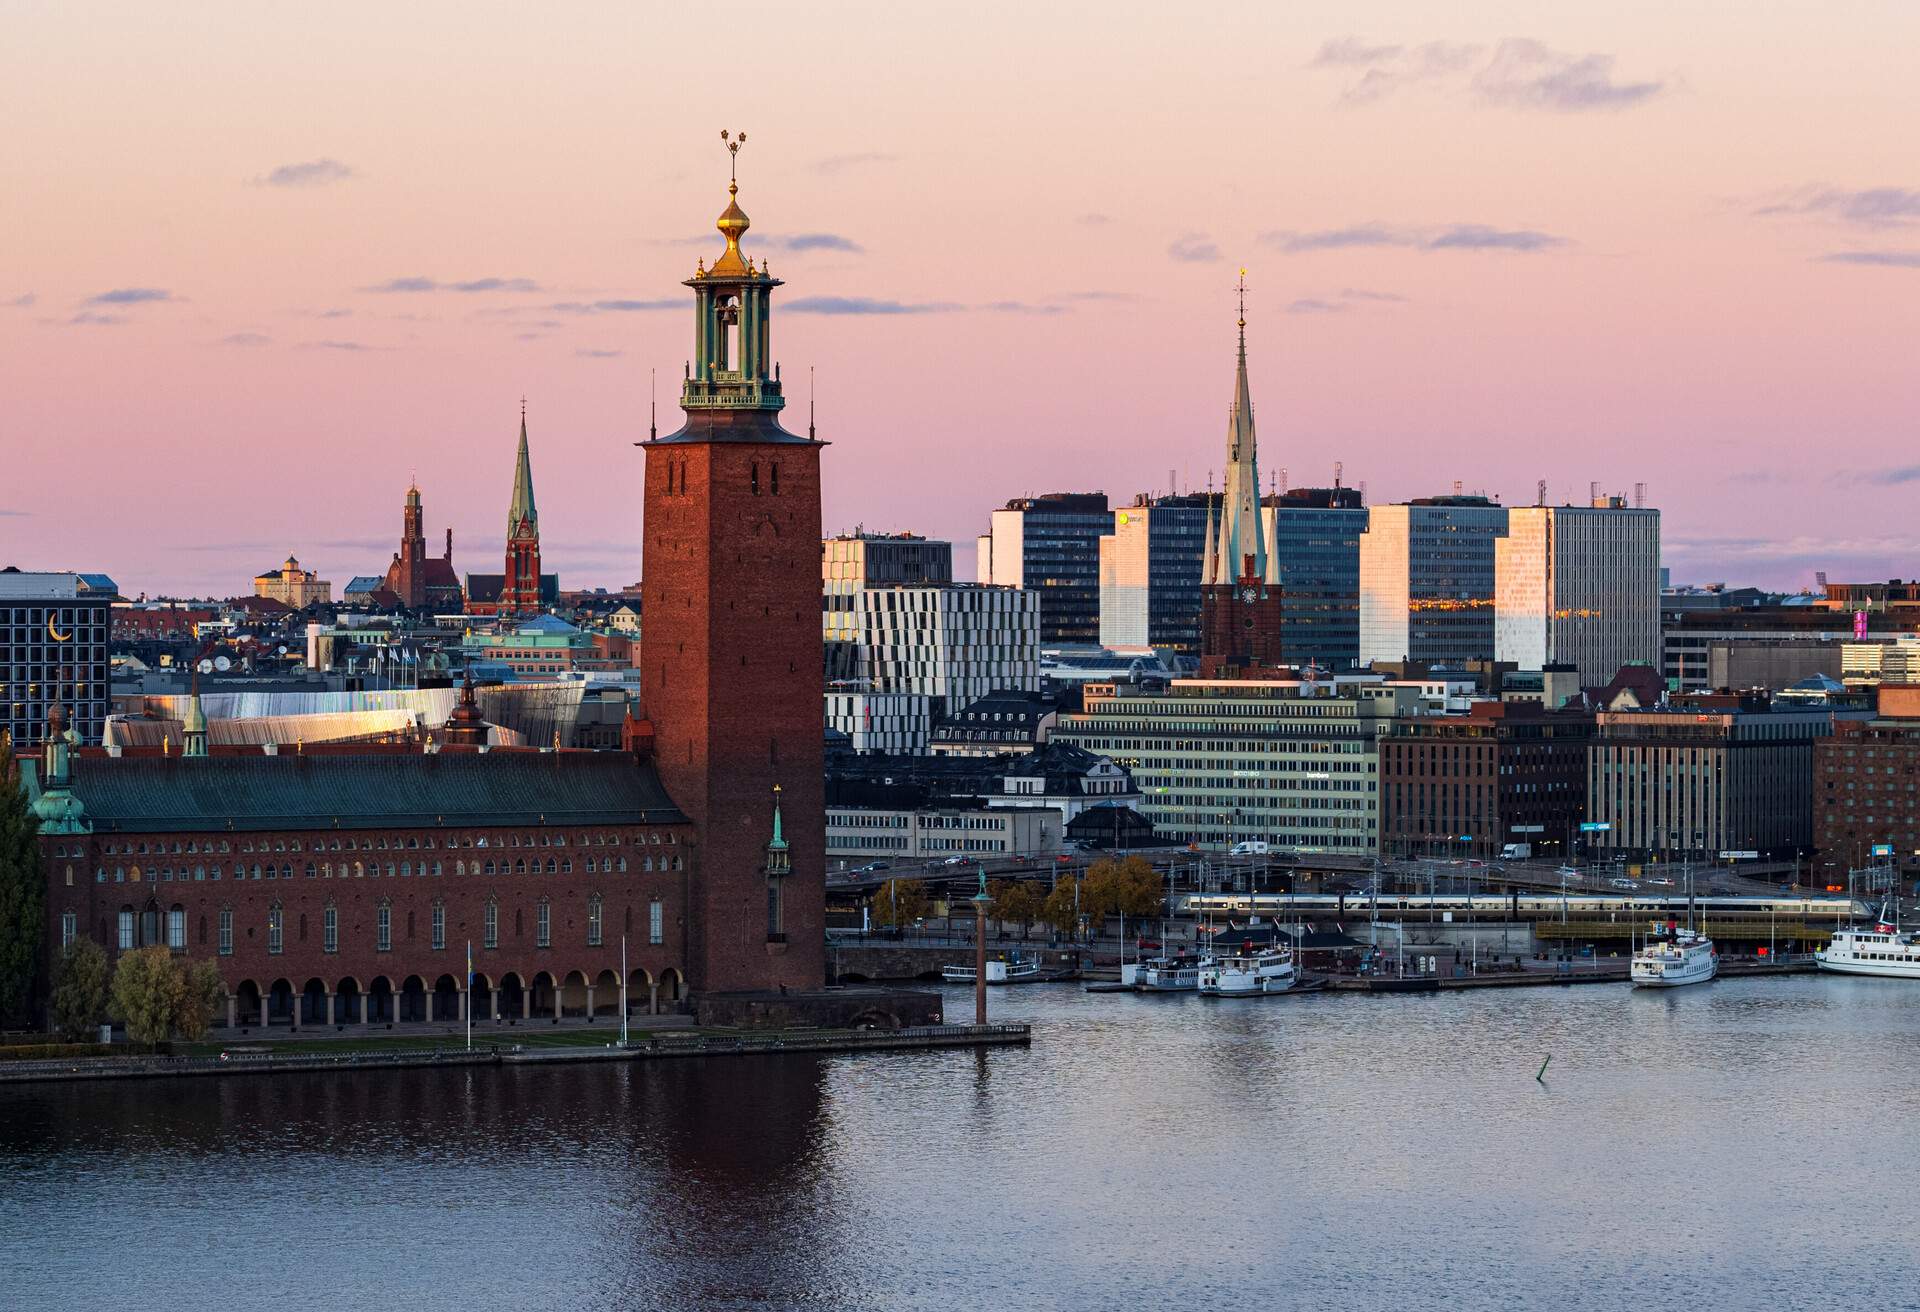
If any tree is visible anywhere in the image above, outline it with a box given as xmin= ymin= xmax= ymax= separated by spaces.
xmin=110 ymin=946 xmax=187 ymax=1047
xmin=0 ymin=731 xmax=47 ymax=1027
xmin=48 ymin=938 xmax=109 ymax=1042
xmin=991 ymin=881 xmax=1042 ymax=940
xmin=869 ymin=878 xmax=930 ymax=930
xmin=1041 ymin=876 xmax=1083 ymax=939
xmin=176 ymin=959 xmax=224 ymax=1041
xmin=1081 ymin=856 xmax=1164 ymax=937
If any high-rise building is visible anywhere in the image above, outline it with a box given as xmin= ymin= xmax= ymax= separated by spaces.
xmin=1199 ymin=276 xmax=1286 ymax=676
xmin=639 ymin=152 xmax=825 ymax=993
xmin=833 ymin=585 xmax=1038 ymax=721
xmin=380 ymin=483 xmax=463 ymax=611
xmin=1358 ymin=497 xmax=1508 ymax=667
xmin=823 ymin=532 xmax=952 ymax=648
xmin=1098 ymin=494 xmax=1210 ymax=655
xmin=1495 ymin=499 xmax=1661 ymax=682
xmin=981 ymin=492 xmax=1110 ymax=644
xmin=0 ymin=569 xmax=115 ymax=747
xmin=1263 ymin=486 xmax=1366 ymax=671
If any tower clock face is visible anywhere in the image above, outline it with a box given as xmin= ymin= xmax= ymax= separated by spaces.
xmin=1239 ymin=586 xmax=1258 ymax=603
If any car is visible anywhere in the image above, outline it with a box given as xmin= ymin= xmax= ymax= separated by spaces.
xmin=1555 ymin=865 xmax=1580 ymax=876
xmin=852 ymin=861 xmax=890 ymax=874
xmin=942 ymin=855 xmax=969 ymax=866
xmin=1648 ymin=877 xmax=1675 ymax=888
xmin=1608 ymin=877 xmax=1636 ymax=890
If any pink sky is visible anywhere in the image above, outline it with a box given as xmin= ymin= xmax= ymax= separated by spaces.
xmin=4 ymin=3 xmax=1918 ymax=597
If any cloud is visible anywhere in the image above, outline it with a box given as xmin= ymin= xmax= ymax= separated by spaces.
xmin=298 ymin=339 xmax=376 ymax=351
xmin=5 ymin=294 xmax=34 ymax=308
xmin=1340 ymin=287 xmax=1408 ymax=302
xmin=982 ymin=301 xmax=1067 ymax=315
xmin=87 ymin=287 xmax=175 ymax=305
xmin=217 ymin=331 xmax=273 ymax=347
xmin=1265 ymin=223 xmax=1565 ymax=253
xmin=1061 ymin=290 xmax=1138 ymax=302
xmin=1818 ymin=250 xmax=1920 ymax=268
xmin=1076 ymin=213 xmax=1111 ymax=227
xmin=1286 ymin=298 xmax=1348 ymax=314
xmin=548 ymin=298 xmax=680 ymax=314
xmin=1308 ymin=37 xmax=1404 ymax=67
xmin=1756 ymin=186 xmax=1920 ymax=228
xmin=1312 ymin=36 xmax=1662 ymax=112
xmin=784 ymin=296 xmax=960 ymax=315
xmin=361 ymin=276 xmax=543 ymax=293
xmin=774 ymin=232 xmax=863 ymax=254
xmin=813 ymin=152 xmax=894 ymax=174
xmin=257 ymin=158 xmax=356 ymax=188
xmin=1473 ymin=38 xmax=1665 ymax=111
xmin=0 ymin=509 xmax=30 ymax=517
xmin=574 ymin=348 xmax=623 ymax=358
xmin=1168 ymin=232 xmax=1221 ymax=263
xmin=66 ymin=312 xmax=125 ymax=326
xmin=1838 ymin=464 xmax=1920 ymax=485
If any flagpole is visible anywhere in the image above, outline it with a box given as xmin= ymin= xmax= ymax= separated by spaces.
xmin=620 ymin=935 xmax=629 ymax=1045
xmin=466 ymin=939 xmax=473 ymax=1051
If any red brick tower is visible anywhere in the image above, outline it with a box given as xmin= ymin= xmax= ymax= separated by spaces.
xmin=394 ymin=483 xmax=428 ymax=608
xmin=640 ymin=132 xmax=826 ymax=995
xmin=501 ymin=403 xmax=543 ymax=615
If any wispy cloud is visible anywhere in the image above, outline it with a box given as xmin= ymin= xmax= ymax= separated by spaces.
xmin=297 ymin=339 xmax=377 ymax=351
xmin=1340 ymin=287 xmax=1408 ymax=302
xmin=1473 ymin=39 xmax=1665 ymax=111
xmin=87 ymin=287 xmax=176 ymax=305
xmin=1061 ymin=290 xmax=1137 ymax=302
xmin=1168 ymin=232 xmax=1222 ymax=263
xmin=574 ymin=348 xmax=623 ymax=359
xmin=982 ymin=301 xmax=1067 ymax=315
xmin=1265 ymin=223 xmax=1566 ymax=253
xmin=0 ymin=509 xmax=30 ymax=518
xmin=361 ymin=276 xmax=543 ymax=294
xmin=1076 ymin=213 xmax=1112 ymax=227
xmin=256 ymin=158 xmax=356 ymax=188
xmin=1818 ymin=250 xmax=1920 ymax=269
xmin=4 ymin=293 xmax=34 ymax=308
xmin=65 ymin=311 xmax=125 ymax=326
xmin=1286 ymin=298 xmax=1348 ymax=314
xmin=1311 ymin=36 xmax=1664 ymax=112
xmin=216 ymin=331 xmax=273 ymax=347
xmin=784 ymin=296 xmax=960 ymax=315
xmin=1755 ymin=186 xmax=1920 ymax=228
xmin=548 ymin=298 xmax=680 ymax=314
xmin=1837 ymin=464 xmax=1920 ymax=485
xmin=776 ymin=232 xmax=863 ymax=254
xmin=814 ymin=152 xmax=894 ymax=175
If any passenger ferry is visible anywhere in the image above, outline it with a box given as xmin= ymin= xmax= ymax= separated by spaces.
xmin=942 ymin=952 xmax=1044 ymax=985
xmin=1630 ymin=926 xmax=1716 ymax=988
xmin=1816 ymin=906 xmax=1920 ymax=979
xmin=1198 ymin=946 xmax=1298 ymax=996
xmin=1134 ymin=953 xmax=1202 ymax=992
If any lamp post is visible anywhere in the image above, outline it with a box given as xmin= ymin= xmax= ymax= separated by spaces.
xmin=972 ymin=865 xmax=990 ymax=1026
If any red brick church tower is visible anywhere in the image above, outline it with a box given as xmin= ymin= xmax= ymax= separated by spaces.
xmin=1199 ymin=274 xmax=1287 ymax=677
xmin=501 ymin=404 xmax=543 ymax=615
xmin=640 ymin=132 xmax=826 ymax=994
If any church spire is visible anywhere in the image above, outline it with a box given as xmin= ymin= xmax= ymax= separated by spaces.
xmin=508 ymin=400 xmax=538 ymax=537
xmin=1207 ymin=270 xmax=1266 ymax=589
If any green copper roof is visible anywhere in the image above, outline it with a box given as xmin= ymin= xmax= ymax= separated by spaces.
xmin=508 ymin=413 xmax=537 ymax=536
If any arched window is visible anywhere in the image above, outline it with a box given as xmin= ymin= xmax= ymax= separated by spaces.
xmin=536 ymin=898 xmax=551 ymax=948
xmin=218 ymin=907 xmax=233 ymax=955
xmin=61 ymin=911 xmax=77 ymax=949
xmin=751 ymin=461 xmax=761 ymax=495
xmin=267 ymin=903 xmax=284 ymax=955
xmin=431 ymin=900 xmax=446 ymax=951
xmin=587 ymin=895 xmax=603 ymax=947
xmin=117 ymin=908 xmax=135 ymax=951
xmin=376 ymin=901 xmax=392 ymax=953
xmin=483 ymin=899 xmax=499 ymax=949
xmin=586 ymin=857 xmax=598 ymax=874
xmin=456 ymin=860 xmax=467 ymax=877
xmin=648 ymin=899 xmax=664 ymax=946
xmin=167 ymin=905 xmax=186 ymax=951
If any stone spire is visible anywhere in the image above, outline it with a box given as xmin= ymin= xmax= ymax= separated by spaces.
xmin=1205 ymin=271 xmax=1267 ymax=590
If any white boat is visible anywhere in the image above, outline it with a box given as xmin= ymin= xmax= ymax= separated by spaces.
xmin=1198 ymin=946 xmax=1298 ymax=996
xmin=1134 ymin=954 xmax=1202 ymax=992
xmin=1816 ymin=904 xmax=1920 ymax=979
xmin=943 ymin=952 xmax=1044 ymax=984
xmin=1630 ymin=925 xmax=1717 ymax=987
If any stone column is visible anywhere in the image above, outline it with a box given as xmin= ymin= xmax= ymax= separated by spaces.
xmin=584 ymin=985 xmax=595 ymax=1023
xmin=489 ymin=991 xmax=499 ymax=1023
xmin=226 ymin=993 xmax=237 ymax=1030
xmin=520 ymin=985 xmax=530 ymax=1021
xmin=649 ymin=982 xmax=659 ymax=1016
xmin=458 ymin=988 xmax=467 ymax=1023
xmin=325 ymin=991 xmax=335 ymax=1026
xmin=552 ymin=984 xmax=562 ymax=1025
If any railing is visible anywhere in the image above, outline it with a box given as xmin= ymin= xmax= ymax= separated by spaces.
xmin=0 ymin=1044 xmax=518 ymax=1082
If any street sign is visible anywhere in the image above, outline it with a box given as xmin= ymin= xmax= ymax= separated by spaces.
xmin=1718 ymin=850 xmax=1760 ymax=860
xmin=1511 ymin=825 xmax=1545 ymax=834
xmin=1579 ymin=822 xmax=1612 ymax=832
xmin=1871 ymin=843 xmax=1895 ymax=858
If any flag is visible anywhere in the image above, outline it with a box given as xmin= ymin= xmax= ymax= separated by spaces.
xmin=467 ymin=940 xmax=474 ymax=989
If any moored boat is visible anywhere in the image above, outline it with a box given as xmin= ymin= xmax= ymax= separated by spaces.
xmin=1134 ymin=953 xmax=1202 ymax=992
xmin=1630 ymin=925 xmax=1716 ymax=988
xmin=1198 ymin=945 xmax=1297 ymax=996
xmin=943 ymin=952 xmax=1045 ymax=984
xmin=1816 ymin=903 xmax=1920 ymax=979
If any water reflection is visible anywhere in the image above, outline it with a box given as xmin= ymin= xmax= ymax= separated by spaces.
xmin=2 ymin=977 xmax=1917 ymax=1311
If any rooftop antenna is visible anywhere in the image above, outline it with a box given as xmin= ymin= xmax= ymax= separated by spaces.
xmin=1453 ymin=479 xmax=1463 ymax=496
xmin=649 ymin=368 xmax=657 ymax=441
xmin=1536 ymin=479 xmax=1547 ymax=507
xmin=1279 ymin=466 xmax=1289 ymax=493
xmin=1334 ymin=460 xmax=1344 ymax=490
xmin=1358 ymin=479 xmax=1368 ymax=504
xmin=809 ymin=365 xmax=816 ymax=441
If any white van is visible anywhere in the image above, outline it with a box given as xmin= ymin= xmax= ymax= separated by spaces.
xmin=1229 ymin=841 xmax=1270 ymax=856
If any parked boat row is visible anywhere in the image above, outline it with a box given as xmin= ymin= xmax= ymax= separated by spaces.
xmin=1815 ymin=903 xmax=1920 ymax=978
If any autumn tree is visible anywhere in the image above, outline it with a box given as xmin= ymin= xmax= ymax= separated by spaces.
xmin=869 ymin=878 xmax=931 ymax=930
xmin=0 ymin=732 xmax=46 ymax=1027
xmin=990 ymin=880 xmax=1043 ymax=940
xmin=48 ymin=937 xmax=109 ymax=1042
xmin=111 ymin=946 xmax=185 ymax=1047
xmin=1082 ymin=856 xmax=1165 ymax=937
xmin=176 ymin=959 xmax=224 ymax=1041
xmin=1041 ymin=875 xmax=1083 ymax=939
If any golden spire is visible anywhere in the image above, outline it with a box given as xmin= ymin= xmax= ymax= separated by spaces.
xmin=709 ymin=129 xmax=752 ymax=277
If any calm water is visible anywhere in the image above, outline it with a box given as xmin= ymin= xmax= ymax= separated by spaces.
xmin=2 ymin=977 xmax=1916 ymax=1311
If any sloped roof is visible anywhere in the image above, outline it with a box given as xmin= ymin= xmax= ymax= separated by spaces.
xmin=66 ymin=752 xmax=685 ymax=832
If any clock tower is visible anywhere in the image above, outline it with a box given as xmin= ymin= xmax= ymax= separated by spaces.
xmin=1199 ymin=274 xmax=1287 ymax=676
xmin=639 ymin=132 xmax=826 ymax=995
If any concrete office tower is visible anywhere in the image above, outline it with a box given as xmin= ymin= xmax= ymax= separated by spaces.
xmin=1358 ymin=497 xmax=1509 ymax=666
xmin=1496 ymin=498 xmax=1661 ymax=682
xmin=1098 ymin=494 xmax=1211 ymax=655
xmin=981 ymin=492 xmax=1111 ymax=644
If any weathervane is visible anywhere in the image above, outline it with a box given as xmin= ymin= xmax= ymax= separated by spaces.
xmin=721 ymin=128 xmax=747 ymax=184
